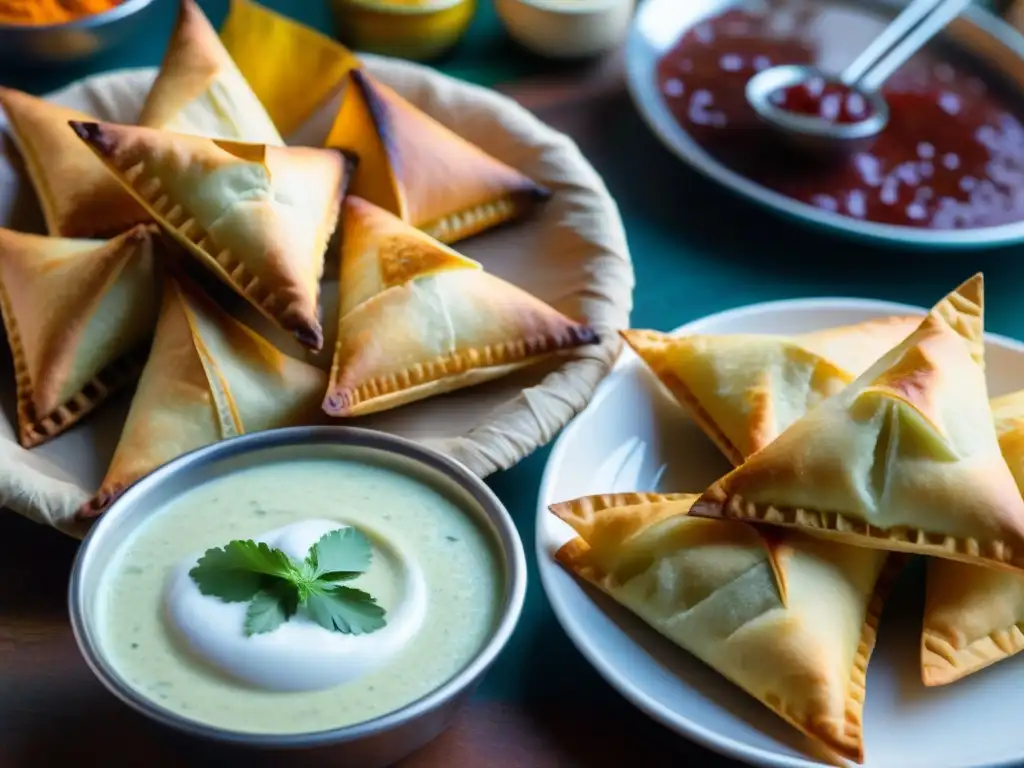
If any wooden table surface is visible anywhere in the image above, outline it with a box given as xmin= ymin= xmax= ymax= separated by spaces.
xmin=0 ymin=48 xmax=744 ymax=767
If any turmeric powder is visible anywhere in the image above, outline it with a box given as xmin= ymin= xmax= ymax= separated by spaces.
xmin=0 ymin=0 xmax=123 ymax=25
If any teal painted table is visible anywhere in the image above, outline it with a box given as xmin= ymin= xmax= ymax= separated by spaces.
xmin=3 ymin=1 xmax=1024 ymax=765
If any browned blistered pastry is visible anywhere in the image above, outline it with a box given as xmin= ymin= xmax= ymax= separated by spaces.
xmin=551 ymin=491 xmax=897 ymax=764
xmin=0 ymin=225 xmax=158 ymax=447
xmin=323 ymin=196 xmax=598 ymax=417
xmin=325 ymin=69 xmax=549 ymax=244
xmin=71 ymin=119 xmax=350 ymax=350
xmin=691 ymin=274 xmax=1024 ymax=573
xmin=0 ymin=87 xmax=149 ymax=238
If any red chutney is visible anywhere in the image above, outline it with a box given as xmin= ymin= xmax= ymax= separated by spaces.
xmin=656 ymin=6 xmax=1024 ymax=229
xmin=770 ymin=79 xmax=875 ymax=125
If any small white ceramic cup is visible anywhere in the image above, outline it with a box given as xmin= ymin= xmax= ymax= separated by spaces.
xmin=495 ymin=0 xmax=636 ymax=59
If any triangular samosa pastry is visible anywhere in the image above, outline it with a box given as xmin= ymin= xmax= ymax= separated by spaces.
xmin=139 ymin=0 xmax=283 ymax=144
xmin=550 ymin=492 xmax=897 ymax=764
xmin=79 ymin=274 xmax=327 ymax=519
xmin=220 ymin=0 xmax=360 ymax=136
xmin=0 ymin=225 xmax=158 ymax=448
xmin=922 ymin=389 xmax=1024 ymax=685
xmin=325 ymin=69 xmax=550 ymax=244
xmin=621 ymin=315 xmax=921 ymax=465
xmin=0 ymin=87 xmax=149 ymax=238
xmin=692 ymin=274 xmax=1024 ymax=572
xmin=71 ymin=120 xmax=350 ymax=350
xmin=323 ymin=197 xmax=599 ymax=417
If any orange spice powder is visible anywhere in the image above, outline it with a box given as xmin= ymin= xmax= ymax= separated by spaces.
xmin=0 ymin=0 xmax=123 ymax=25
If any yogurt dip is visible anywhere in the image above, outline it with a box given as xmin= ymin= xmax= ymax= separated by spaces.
xmin=95 ymin=451 xmax=502 ymax=735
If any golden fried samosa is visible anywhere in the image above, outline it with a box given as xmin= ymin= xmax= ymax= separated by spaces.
xmin=323 ymin=196 xmax=598 ymax=416
xmin=692 ymin=275 xmax=1024 ymax=573
xmin=140 ymin=0 xmax=282 ymax=144
xmin=72 ymin=120 xmax=350 ymax=350
xmin=621 ymin=316 xmax=920 ymax=465
xmin=80 ymin=274 xmax=326 ymax=518
xmin=551 ymin=491 xmax=896 ymax=764
xmin=0 ymin=225 xmax=158 ymax=447
xmin=0 ymin=87 xmax=149 ymax=238
xmin=325 ymin=69 xmax=549 ymax=244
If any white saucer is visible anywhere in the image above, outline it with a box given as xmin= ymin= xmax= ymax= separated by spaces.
xmin=537 ymin=297 xmax=1024 ymax=768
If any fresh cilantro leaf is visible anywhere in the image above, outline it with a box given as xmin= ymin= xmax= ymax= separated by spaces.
xmin=189 ymin=540 xmax=298 ymax=602
xmin=305 ymin=527 xmax=372 ymax=581
xmin=244 ymin=586 xmax=299 ymax=636
xmin=191 ymin=530 xmax=387 ymax=637
xmin=305 ymin=585 xmax=387 ymax=635
xmin=189 ymin=565 xmax=264 ymax=602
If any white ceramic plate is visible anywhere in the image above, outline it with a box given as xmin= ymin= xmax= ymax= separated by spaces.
xmin=537 ymin=297 xmax=1024 ymax=768
xmin=624 ymin=0 xmax=1024 ymax=250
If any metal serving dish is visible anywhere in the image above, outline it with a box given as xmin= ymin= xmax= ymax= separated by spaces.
xmin=68 ymin=426 xmax=527 ymax=766
xmin=0 ymin=0 xmax=163 ymax=66
xmin=625 ymin=0 xmax=1024 ymax=250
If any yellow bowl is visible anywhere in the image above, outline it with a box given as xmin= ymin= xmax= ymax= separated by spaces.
xmin=330 ymin=0 xmax=476 ymax=60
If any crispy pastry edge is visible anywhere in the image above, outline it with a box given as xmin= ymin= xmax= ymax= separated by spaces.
xmin=922 ymin=617 xmax=1024 ymax=686
xmin=620 ymin=330 xmax=747 ymax=467
xmin=553 ymin=504 xmax=906 ymax=765
xmin=0 ymin=226 xmax=154 ymax=448
xmin=324 ymin=324 xmax=600 ymax=416
xmin=69 ymin=120 xmax=346 ymax=351
xmin=691 ymin=492 xmax=1024 ymax=572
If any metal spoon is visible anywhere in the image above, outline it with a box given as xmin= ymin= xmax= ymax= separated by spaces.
xmin=745 ymin=0 xmax=975 ymax=151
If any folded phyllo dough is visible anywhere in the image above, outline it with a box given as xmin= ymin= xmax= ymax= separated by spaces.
xmin=80 ymin=274 xmax=327 ymax=519
xmin=220 ymin=0 xmax=359 ymax=136
xmin=325 ymin=69 xmax=550 ymax=244
xmin=0 ymin=225 xmax=158 ymax=448
xmin=622 ymin=316 xmax=920 ymax=466
xmin=550 ymin=492 xmax=896 ymax=764
xmin=692 ymin=274 xmax=1024 ymax=572
xmin=139 ymin=0 xmax=282 ymax=144
xmin=622 ymin=330 xmax=851 ymax=466
xmin=795 ymin=315 xmax=921 ymax=375
xmin=71 ymin=120 xmax=350 ymax=350
xmin=0 ymin=87 xmax=149 ymax=238
xmin=323 ymin=196 xmax=599 ymax=417
xmin=922 ymin=389 xmax=1024 ymax=685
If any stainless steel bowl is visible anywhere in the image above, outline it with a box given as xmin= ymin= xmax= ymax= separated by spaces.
xmin=0 ymin=0 xmax=163 ymax=66
xmin=68 ymin=426 xmax=527 ymax=766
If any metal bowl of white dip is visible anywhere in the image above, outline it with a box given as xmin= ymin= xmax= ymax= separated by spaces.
xmin=68 ymin=426 xmax=527 ymax=765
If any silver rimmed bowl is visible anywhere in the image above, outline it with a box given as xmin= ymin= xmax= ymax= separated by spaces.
xmin=0 ymin=0 xmax=163 ymax=66
xmin=68 ymin=426 xmax=527 ymax=766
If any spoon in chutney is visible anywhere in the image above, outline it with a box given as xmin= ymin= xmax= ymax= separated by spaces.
xmin=745 ymin=0 xmax=976 ymax=152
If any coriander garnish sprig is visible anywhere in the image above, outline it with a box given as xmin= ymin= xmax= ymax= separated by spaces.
xmin=189 ymin=528 xmax=387 ymax=637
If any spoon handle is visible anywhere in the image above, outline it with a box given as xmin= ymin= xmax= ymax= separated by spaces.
xmin=841 ymin=0 xmax=974 ymax=92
